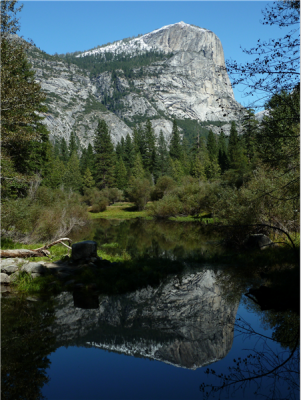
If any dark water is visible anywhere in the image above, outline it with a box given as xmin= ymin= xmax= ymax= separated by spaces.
xmin=71 ymin=218 xmax=223 ymax=261
xmin=2 ymin=220 xmax=299 ymax=400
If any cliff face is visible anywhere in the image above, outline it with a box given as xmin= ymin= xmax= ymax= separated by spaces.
xmin=51 ymin=270 xmax=239 ymax=369
xmin=29 ymin=22 xmax=243 ymax=147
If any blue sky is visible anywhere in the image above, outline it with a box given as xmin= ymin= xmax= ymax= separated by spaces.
xmin=18 ymin=1 xmax=291 ymax=108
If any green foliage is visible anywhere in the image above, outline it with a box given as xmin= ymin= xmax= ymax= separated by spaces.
xmin=1 ymin=1 xmax=51 ymax=197
xmin=82 ymin=167 xmax=95 ymax=191
xmin=131 ymin=152 xmax=145 ymax=179
xmin=151 ymin=175 xmax=177 ymax=201
xmin=157 ymin=130 xmax=170 ymax=177
xmin=169 ymin=120 xmax=182 ymax=160
xmin=42 ymin=156 xmax=66 ymax=189
xmin=115 ymin=157 xmax=128 ymax=190
xmin=63 ymin=49 xmax=172 ymax=79
xmin=62 ymin=151 xmax=83 ymax=192
xmin=149 ymin=194 xmax=182 ymax=218
xmin=1 ymin=186 xmax=88 ymax=243
xmin=2 ymin=295 xmax=56 ymax=400
xmin=176 ymin=119 xmax=210 ymax=148
xmin=94 ymin=119 xmax=116 ymax=188
xmin=126 ymin=177 xmax=152 ymax=210
xmin=207 ymin=130 xmax=218 ymax=161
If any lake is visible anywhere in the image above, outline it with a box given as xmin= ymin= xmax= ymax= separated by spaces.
xmin=2 ymin=220 xmax=299 ymax=400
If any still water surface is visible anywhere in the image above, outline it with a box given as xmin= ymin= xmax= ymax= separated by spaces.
xmin=2 ymin=220 xmax=299 ymax=400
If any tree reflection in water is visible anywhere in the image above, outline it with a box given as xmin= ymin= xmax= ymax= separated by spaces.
xmin=200 ymin=307 xmax=299 ymax=400
xmin=1 ymin=296 xmax=56 ymax=400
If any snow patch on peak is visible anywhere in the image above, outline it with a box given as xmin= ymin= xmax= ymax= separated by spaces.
xmin=77 ymin=21 xmax=209 ymax=58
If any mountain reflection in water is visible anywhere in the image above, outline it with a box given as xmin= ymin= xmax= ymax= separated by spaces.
xmin=52 ymin=269 xmax=238 ymax=370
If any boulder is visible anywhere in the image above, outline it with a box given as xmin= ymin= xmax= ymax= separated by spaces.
xmin=1 ymin=265 xmax=19 ymax=275
xmin=71 ymin=241 xmax=98 ymax=262
xmin=0 ymin=273 xmax=10 ymax=284
xmin=244 ymin=234 xmax=274 ymax=250
xmin=21 ymin=262 xmax=47 ymax=275
xmin=0 ymin=258 xmax=26 ymax=268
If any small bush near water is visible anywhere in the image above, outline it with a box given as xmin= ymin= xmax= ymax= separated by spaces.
xmin=1 ymin=186 xmax=89 ymax=244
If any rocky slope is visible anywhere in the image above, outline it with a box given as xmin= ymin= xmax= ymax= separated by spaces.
xmin=51 ymin=269 xmax=239 ymax=369
xmin=28 ymin=22 xmax=244 ymax=148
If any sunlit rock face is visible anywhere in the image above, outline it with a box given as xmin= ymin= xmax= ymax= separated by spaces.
xmin=92 ymin=22 xmax=242 ymax=123
xmin=28 ymin=22 xmax=243 ymax=148
xmin=52 ymin=270 xmax=238 ymax=369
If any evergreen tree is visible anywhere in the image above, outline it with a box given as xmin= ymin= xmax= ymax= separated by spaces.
xmin=82 ymin=167 xmax=95 ymax=191
xmin=207 ymin=130 xmax=218 ymax=161
xmin=123 ymin=133 xmax=135 ymax=169
xmin=115 ymin=157 xmax=128 ymax=190
xmin=62 ymin=151 xmax=82 ymax=192
xmin=157 ymin=130 xmax=169 ymax=176
xmin=228 ymin=121 xmax=246 ymax=169
xmin=80 ymin=145 xmax=95 ymax=175
xmin=68 ymin=131 xmax=78 ymax=157
xmin=151 ymin=148 xmax=161 ymax=183
xmin=242 ymin=109 xmax=259 ymax=164
xmin=52 ymin=139 xmax=61 ymax=159
xmin=169 ymin=120 xmax=182 ymax=160
xmin=143 ymin=119 xmax=156 ymax=172
xmin=43 ymin=156 xmax=66 ymax=189
xmin=191 ymin=157 xmax=206 ymax=181
xmin=94 ymin=119 xmax=116 ymax=188
xmin=132 ymin=127 xmax=141 ymax=154
xmin=205 ymin=158 xmax=221 ymax=181
xmin=181 ymin=137 xmax=191 ymax=175
xmin=131 ymin=152 xmax=145 ymax=179
xmin=1 ymin=1 xmax=50 ymax=196
xmin=60 ymin=138 xmax=69 ymax=163
xmin=170 ymin=159 xmax=184 ymax=183
xmin=218 ymin=130 xmax=229 ymax=173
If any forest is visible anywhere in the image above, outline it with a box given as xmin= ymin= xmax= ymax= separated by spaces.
xmin=1 ymin=0 xmax=299 ymax=251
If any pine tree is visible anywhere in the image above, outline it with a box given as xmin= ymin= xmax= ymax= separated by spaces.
xmin=82 ymin=167 xmax=95 ymax=191
xmin=157 ymin=130 xmax=169 ymax=176
xmin=169 ymin=120 xmax=182 ymax=160
xmin=115 ymin=157 xmax=128 ymax=190
xmin=181 ymin=137 xmax=191 ymax=175
xmin=170 ymin=159 xmax=184 ymax=183
xmin=205 ymin=158 xmax=221 ymax=181
xmin=80 ymin=144 xmax=95 ymax=174
xmin=123 ymin=133 xmax=135 ymax=169
xmin=242 ymin=109 xmax=258 ymax=164
xmin=143 ymin=119 xmax=156 ymax=172
xmin=60 ymin=138 xmax=69 ymax=163
xmin=68 ymin=131 xmax=78 ymax=157
xmin=1 ymin=1 xmax=50 ymax=195
xmin=191 ymin=157 xmax=206 ymax=181
xmin=131 ymin=152 xmax=145 ymax=179
xmin=94 ymin=119 xmax=116 ymax=189
xmin=218 ymin=130 xmax=229 ymax=173
xmin=42 ymin=156 xmax=66 ymax=189
xmin=228 ymin=122 xmax=243 ymax=169
xmin=63 ymin=151 xmax=83 ymax=192
xmin=207 ymin=130 xmax=218 ymax=162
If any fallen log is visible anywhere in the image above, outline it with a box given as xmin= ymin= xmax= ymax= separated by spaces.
xmin=0 ymin=238 xmax=72 ymax=259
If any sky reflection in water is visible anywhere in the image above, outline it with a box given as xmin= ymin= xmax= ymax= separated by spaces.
xmin=42 ymin=297 xmax=298 ymax=400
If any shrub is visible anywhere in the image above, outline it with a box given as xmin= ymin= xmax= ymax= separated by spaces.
xmin=151 ymin=176 xmax=177 ymax=201
xmin=148 ymin=194 xmax=182 ymax=218
xmin=1 ymin=186 xmax=89 ymax=243
xmin=90 ymin=198 xmax=108 ymax=213
xmin=125 ymin=178 xmax=152 ymax=211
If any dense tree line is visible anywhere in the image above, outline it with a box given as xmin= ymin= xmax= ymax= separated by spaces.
xmin=1 ymin=0 xmax=299 ymax=248
xmin=62 ymin=50 xmax=173 ymax=79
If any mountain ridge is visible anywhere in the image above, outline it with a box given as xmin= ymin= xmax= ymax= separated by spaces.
xmin=28 ymin=21 xmax=244 ymax=148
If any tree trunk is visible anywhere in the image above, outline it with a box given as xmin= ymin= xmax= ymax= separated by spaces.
xmin=0 ymin=238 xmax=72 ymax=258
